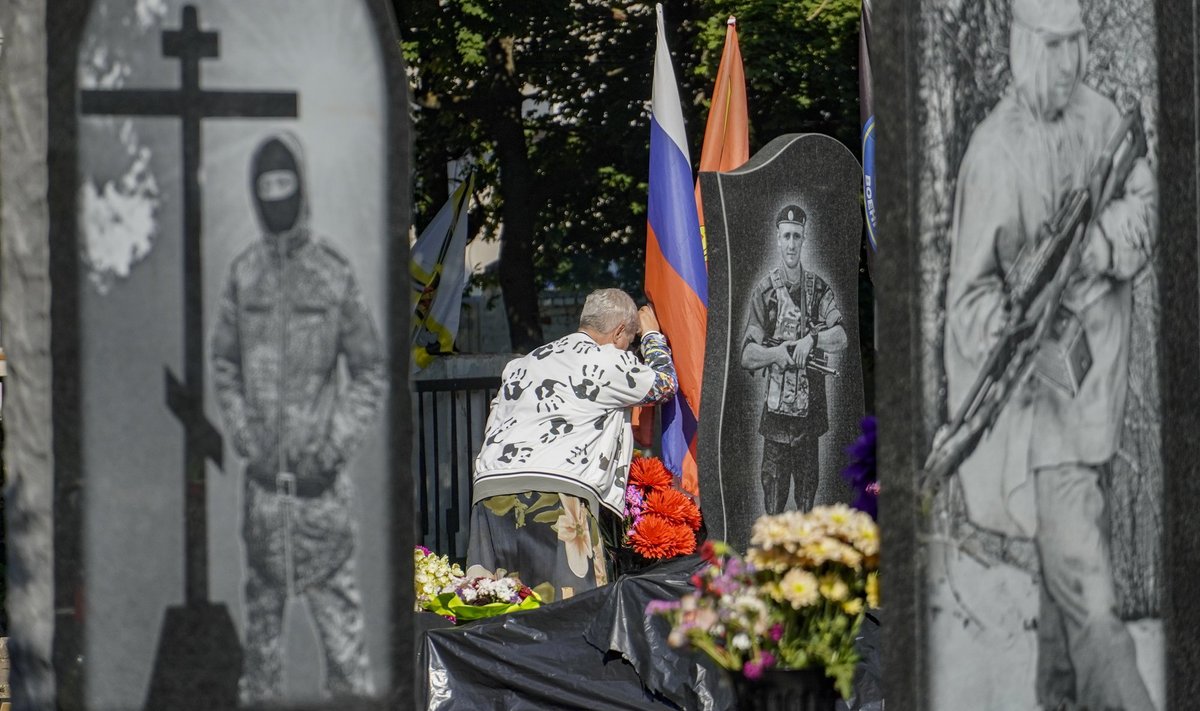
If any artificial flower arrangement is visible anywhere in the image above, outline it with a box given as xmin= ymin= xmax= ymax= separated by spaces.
xmin=623 ymin=454 xmax=702 ymax=561
xmin=414 ymin=546 xmax=543 ymax=624
xmin=648 ymin=505 xmax=880 ymax=699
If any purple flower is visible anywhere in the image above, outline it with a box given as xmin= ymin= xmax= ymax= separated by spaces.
xmin=645 ymin=599 xmax=682 ymax=616
xmin=843 ymin=415 xmax=878 ymax=519
xmin=625 ymin=487 xmax=646 ymax=518
xmin=743 ymin=659 xmax=764 ymax=680
xmin=768 ymin=623 xmax=783 ymax=642
xmin=852 ymin=489 xmax=878 ymax=520
xmin=743 ymin=651 xmax=775 ymax=681
xmin=725 ymin=557 xmax=745 ymax=578
xmin=415 ymin=545 xmax=432 ymax=556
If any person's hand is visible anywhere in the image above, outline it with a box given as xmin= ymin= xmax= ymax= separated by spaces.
xmin=1080 ymin=222 xmax=1112 ymax=278
xmin=638 ymin=304 xmax=660 ymax=335
xmin=294 ymin=442 xmax=342 ymax=494
xmin=792 ymin=333 xmax=815 ymax=367
xmin=1017 ymin=371 xmax=1042 ymax=407
xmin=774 ymin=341 xmax=798 ymax=369
xmin=245 ymin=449 xmax=280 ymax=487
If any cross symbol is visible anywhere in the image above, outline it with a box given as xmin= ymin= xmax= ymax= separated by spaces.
xmin=80 ymin=4 xmax=298 ymax=606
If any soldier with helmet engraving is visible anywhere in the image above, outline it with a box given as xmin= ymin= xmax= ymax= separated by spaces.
xmin=740 ymin=204 xmax=848 ymax=515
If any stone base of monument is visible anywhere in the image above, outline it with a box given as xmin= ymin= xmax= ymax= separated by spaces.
xmin=143 ymin=603 xmax=241 ymax=711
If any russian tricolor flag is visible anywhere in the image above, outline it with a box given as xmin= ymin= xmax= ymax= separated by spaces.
xmin=645 ymin=4 xmax=707 ymax=496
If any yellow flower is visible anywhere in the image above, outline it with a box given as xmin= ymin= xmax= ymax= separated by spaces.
xmin=820 ymin=503 xmax=854 ymax=531
xmin=750 ymin=511 xmax=821 ymax=552
xmin=819 ymin=574 xmax=850 ymax=602
xmin=866 ymin=571 xmax=880 ymax=609
xmin=747 ymin=548 xmax=793 ymax=574
xmin=842 ymin=597 xmax=864 ymax=615
xmin=413 ymin=548 xmax=465 ymax=608
xmin=779 ymin=569 xmax=820 ymax=609
xmin=852 ymin=519 xmax=880 ymax=558
xmin=801 ymin=536 xmax=863 ymax=569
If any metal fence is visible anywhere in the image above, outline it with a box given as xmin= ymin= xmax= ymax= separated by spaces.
xmin=413 ymin=376 xmax=500 ymax=563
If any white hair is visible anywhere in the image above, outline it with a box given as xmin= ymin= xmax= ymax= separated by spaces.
xmin=578 ymin=288 xmax=638 ymax=334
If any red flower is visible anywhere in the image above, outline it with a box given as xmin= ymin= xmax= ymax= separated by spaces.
xmin=644 ymin=487 xmax=702 ymax=531
xmin=700 ymin=540 xmax=718 ymax=564
xmin=629 ymin=456 xmax=674 ymax=489
xmin=629 ymin=514 xmax=697 ymax=559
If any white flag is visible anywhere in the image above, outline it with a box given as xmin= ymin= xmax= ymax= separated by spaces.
xmin=411 ymin=172 xmax=474 ymax=369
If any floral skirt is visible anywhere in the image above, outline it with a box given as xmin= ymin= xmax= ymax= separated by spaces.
xmin=466 ymin=491 xmax=608 ymax=603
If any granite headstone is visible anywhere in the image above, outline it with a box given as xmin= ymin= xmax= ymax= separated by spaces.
xmin=873 ymin=0 xmax=1200 ymax=708
xmin=697 ymin=133 xmax=865 ymax=552
xmin=3 ymin=1 xmax=413 ymax=709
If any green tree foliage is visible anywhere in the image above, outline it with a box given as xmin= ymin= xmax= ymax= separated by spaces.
xmin=693 ymin=0 xmax=861 ymax=153
xmin=397 ymin=0 xmax=861 ymax=349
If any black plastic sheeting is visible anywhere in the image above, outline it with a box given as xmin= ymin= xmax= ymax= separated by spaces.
xmin=419 ymin=555 xmax=883 ymax=710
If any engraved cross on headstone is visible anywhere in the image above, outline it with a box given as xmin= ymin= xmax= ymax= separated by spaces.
xmin=80 ymin=5 xmax=298 ymax=606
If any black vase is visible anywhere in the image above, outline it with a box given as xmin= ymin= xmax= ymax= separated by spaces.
xmin=730 ymin=668 xmax=839 ymax=711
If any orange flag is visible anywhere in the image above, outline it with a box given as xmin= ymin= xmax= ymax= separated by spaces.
xmin=667 ymin=16 xmax=747 ymax=495
xmin=695 ymin=15 xmax=750 ymax=251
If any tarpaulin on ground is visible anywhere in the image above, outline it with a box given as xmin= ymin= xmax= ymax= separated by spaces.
xmin=419 ymin=555 xmax=883 ymax=710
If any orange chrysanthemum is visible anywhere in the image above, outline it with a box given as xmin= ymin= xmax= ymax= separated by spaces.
xmin=629 ymin=514 xmax=697 ymax=559
xmin=644 ymin=487 xmax=702 ymax=531
xmin=629 ymin=455 xmax=673 ymax=489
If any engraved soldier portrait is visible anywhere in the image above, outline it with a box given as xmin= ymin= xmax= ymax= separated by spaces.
xmin=739 ymin=204 xmax=848 ymax=515
xmin=56 ymin=2 xmax=398 ymax=707
xmin=211 ymin=132 xmax=388 ymax=704
xmin=919 ymin=0 xmax=1163 ymax=707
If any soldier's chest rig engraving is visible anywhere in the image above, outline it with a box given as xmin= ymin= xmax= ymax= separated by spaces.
xmin=766 ymin=269 xmax=821 ymax=418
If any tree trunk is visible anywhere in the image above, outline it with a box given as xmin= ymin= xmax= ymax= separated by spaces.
xmin=491 ymin=103 xmax=543 ymax=352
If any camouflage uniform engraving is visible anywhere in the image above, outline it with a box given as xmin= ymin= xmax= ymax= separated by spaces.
xmin=211 ymin=133 xmax=386 ymax=704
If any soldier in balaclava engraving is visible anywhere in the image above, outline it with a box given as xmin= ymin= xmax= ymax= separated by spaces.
xmin=212 ymin=132 xmax=386 ymax=704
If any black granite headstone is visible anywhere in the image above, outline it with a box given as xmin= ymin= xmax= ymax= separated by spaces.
xmin=0 ymin=1 xmax=414 ymax=709
xmin=697 ymin=134 xmax=865 ymax=552
xmin=873 ymin=0 xmax=1200 ymax=708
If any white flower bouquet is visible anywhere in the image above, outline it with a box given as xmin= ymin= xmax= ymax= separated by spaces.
xmin=418 ymin=558 xmax=543 ymax=624
xmin=414 ymin=545 xmax=464 ymax=611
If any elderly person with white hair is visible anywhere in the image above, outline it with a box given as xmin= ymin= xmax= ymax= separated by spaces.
xmin=467 ymin=289 xmax=677 ymax=600
xmin=943 ymin=0 xmax=1157 ymax=707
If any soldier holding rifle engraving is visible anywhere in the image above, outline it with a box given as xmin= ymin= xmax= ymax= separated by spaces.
xmin=941 ymin=0 xmax=1157 ymax=707
xmin=741 ymin=204 xmax=847 ymax=515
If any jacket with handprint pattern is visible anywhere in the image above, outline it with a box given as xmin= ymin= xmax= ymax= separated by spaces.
xmin=473 ymin=331 xmax=676 ymax=516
